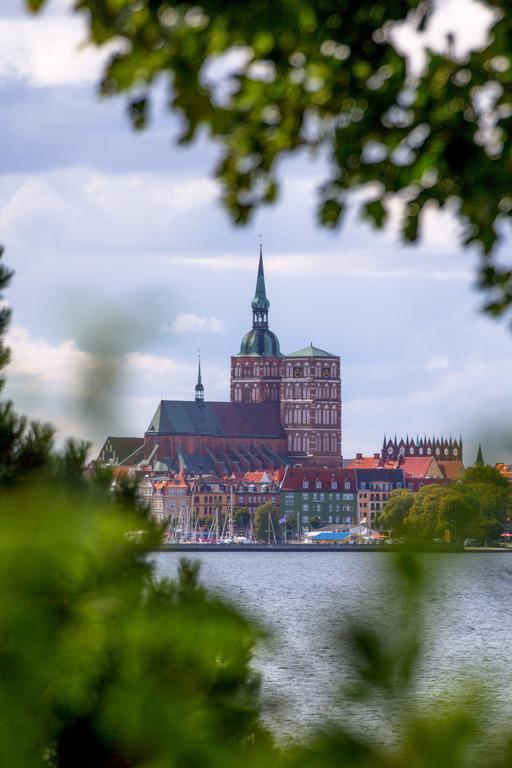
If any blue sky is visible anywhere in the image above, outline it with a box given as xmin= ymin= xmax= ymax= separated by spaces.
xmin=1 ymin=0 xmax=511 ymax=463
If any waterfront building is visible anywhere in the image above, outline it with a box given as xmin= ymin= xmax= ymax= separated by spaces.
xmin=354 ymin=467 xmax=406 ymax=526
xmin=280 ymin=467 xmax=357 ymax=530
xmin=139 ymin=474 xmax=190 ymax=525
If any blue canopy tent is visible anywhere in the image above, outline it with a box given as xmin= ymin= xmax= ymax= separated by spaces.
xmin=305 ymin=531 xmax=351 ymax=543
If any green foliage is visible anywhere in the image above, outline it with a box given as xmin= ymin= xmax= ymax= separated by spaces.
xmin=380 ymin=473 xmax=512 ymax=543
xmin=0 ymin=481 xmax=272 ymax=768
xmin=462 ymin=464 xmax=511 ymax=489
xmin=25 ymin=1 xmax=512 ymax=320
xmin=377 ymin=488 xmax=414 ymax=534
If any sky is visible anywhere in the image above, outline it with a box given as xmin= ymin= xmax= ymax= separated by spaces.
xmin=1 ymin=0 xmax=511 ymax=464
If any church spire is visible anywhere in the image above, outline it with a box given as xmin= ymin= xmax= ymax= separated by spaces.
xmin=195 ymin=351 xmax=204 ymax=404
xmin=251 ymin=242 xmax=270 ymax=329
xmin=475 ymin=442 xmax=484 ymax=466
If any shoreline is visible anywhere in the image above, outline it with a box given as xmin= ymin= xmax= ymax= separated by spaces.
xmin=156 ymin=543 xmax=492 ymax=553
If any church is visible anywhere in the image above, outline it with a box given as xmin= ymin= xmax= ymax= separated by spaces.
xmin=141 ymin=248 xmax=342 ymax=475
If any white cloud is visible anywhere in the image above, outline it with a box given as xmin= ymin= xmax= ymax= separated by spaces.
xmin=3 ymin=325 xmax=229 ymax=451
xmin=426 ymin=357 xmax=451 ymax=371
xmin=168 ymin=252 xmax=472 ymax=281
xmin=344 ymin=357 xmax=512 ymax=463
xmin=6 ymin=325 xmax=90 ymax=387
xmin=392 ymin=0 xmax=497 ymax=74
xmin=164 ymin=313 xmax=226 ymax=334
xmin=0 ymin=17 xmax=109 ymax=86
xmin=0 ymin=170 xmax=218 ymax=257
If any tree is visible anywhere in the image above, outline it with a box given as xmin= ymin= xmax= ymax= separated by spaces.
xmin=438 ymin=489 xmax=481 ymax=543
xmin=462 ymin=464 xmax=511 ymax=489
xmin=254 ymin=501 xmax=280 ymax=543
xmin=377 ymin=488 xmax=414 ymax=535
xmin=26 ymin=0 xmax=512 ymax=321
xmin=460 ymin=464 xmax=512 ymax=535
xmin=404 ymin=484 xmax=449 ymax=541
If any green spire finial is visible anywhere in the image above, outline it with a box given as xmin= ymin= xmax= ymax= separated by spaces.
xmin=195 ymin=350 xmax=204 ymax=403
xmin=251 ymin=240 xmax=270 ymax=327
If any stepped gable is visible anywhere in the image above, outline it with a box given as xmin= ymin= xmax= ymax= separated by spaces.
xmin=147 ymin=400 xmax=285 ymax=438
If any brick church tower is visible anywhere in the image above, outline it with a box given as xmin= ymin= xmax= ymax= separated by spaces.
xmin=230 ymin=249 xmax=342 ymax=465
xmin=280 ymin=345 xmax=342 ymax=466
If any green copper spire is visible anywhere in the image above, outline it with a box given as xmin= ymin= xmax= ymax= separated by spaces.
xmin=237 ymin=243 xmax=282 ymax=357
xmin=251 ymin=244 xmax=270 ymax=326
xmin=475 ymin=442 xmax=484 ymax=465
xmin=195 ymin=352 xmax=204 ymax=403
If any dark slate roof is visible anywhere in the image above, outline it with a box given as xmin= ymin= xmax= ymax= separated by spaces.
xmin=146 ymin=400 xmax=285 ymax=439
xmin=355 ymin=467 xmax=405 ymax=488
xmin=97 ymin=437 xmax=144 ymax=465
xmin=287 ymin=343 xmax=337 ymax=358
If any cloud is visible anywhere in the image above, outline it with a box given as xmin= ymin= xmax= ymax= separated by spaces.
xmin=0 ymin=17 xmax=110 ymax=86
xmin=344 ymin=356 xmax=512 ymax=464
xmin=163 ymin=313 xmax=226 ymax=334
xmin=426 ymin=357 xmax=451 ymax=371
xmin=0 ymin=169 xmax=218 ymax=257
xmin=3 ymin=324 xmax=229 ymax=451
xmin=168 ymin=252 xmax=472 ymax=281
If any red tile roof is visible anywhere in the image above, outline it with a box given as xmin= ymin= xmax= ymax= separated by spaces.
xmin=400 ymin=456 xmax=441 ymax=479
xmin=281 ymin=467 xmax=356 ymax=492
xmin=437 ymin=460 xmax=464 ymax=480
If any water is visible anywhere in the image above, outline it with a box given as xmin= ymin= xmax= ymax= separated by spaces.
xmin=153 ymin=551 xmax=512 ymax=740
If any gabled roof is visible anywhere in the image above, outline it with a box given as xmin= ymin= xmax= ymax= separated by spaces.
xmin=355 ymin=467 xmax=405 ymax=485
xmin=346 ymin=456 xmax=399 ymax=469
xmin=286 ymin=343 xmax=337 ymax=358
xmin=244 ymin=471 xmax=273 ymax=484
xmin=437 ymin=460 xmax=464 ymax=480
xmin=280 ymin=467 xmax=356 ymax=491
xmin=400 ymin=456 xmax=442 ymax=479
xmin=146 ymin=400 xmax=285 ymax=439
xmin=97 ymin=436 xmax=144 ymax=466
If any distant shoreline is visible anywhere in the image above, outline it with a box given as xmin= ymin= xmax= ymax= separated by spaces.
xmin=155 ymin=543 xmax=502 ymax=553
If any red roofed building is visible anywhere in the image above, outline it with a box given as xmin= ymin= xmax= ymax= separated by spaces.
xmin=280 ymin=467 xmax=357 ymax=532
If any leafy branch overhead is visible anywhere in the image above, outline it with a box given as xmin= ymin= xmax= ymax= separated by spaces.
xmin=26 ymin=0 xmax=512 ymax=318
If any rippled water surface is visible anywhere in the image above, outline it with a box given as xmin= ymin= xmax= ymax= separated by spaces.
xmin=153 ymin=552 xmax=512 ymax=739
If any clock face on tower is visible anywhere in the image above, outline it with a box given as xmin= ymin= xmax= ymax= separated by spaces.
xmin=322 ymin=366 xmax=330 ymax=378
xmin=293 ymin=366 xmax=303 ymax=378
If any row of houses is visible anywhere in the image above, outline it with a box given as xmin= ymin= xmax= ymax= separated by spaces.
xmin=136 ymin=458 xmax=457 ymax=530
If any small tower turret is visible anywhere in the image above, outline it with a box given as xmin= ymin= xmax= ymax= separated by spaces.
xmin=195 ymin=353 xmax=204 ymax=404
